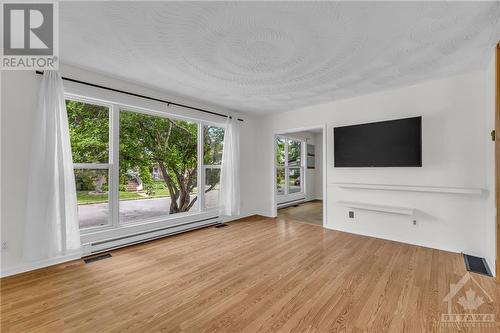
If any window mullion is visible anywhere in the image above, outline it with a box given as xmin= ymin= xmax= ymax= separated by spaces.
xmin=110 ymin=105 xmax=120 ymax=228
xmin=301 ymin=141 xmax=305 ymax=194
xmin=73 ymin=163 xmax=110 ymax=169
xmin=197 ymin=123 xmax=204 ymax=211
xmin=300 ymin=167 xmax=304 ymax=194
xmin=285 ymin=140 xmax=289 ymax=196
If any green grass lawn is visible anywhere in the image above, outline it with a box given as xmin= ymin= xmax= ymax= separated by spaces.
xmin=154 ymin=188 xmax=169 ymax=196
xmin=77 ymin=190 xmax=171 ymax=205
xmin=77 ymin=181 xmax=201 ymax=205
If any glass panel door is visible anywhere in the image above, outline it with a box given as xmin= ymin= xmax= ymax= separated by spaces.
xmin=288 ymin=139 xmax=301 ymax=166
xmin=275 ymin=136 xmax=304 ymax=197
xmin=288 ymin=168 xmax=301 ymax=194
xmin=276 ymin=168 xmax=285 ymax=195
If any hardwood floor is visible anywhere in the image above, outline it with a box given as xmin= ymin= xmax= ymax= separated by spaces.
xmin=277 ymin=200 xmax=323 ymax=226
xmin=2 ymin=215 xmax=500 ymax=332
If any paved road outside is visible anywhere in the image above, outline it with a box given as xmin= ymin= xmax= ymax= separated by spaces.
xmin=78 ymin=190 xmax=219 ymax=228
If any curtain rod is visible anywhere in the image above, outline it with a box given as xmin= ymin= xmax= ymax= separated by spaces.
xmin=35 ymin=71 xmax=243 ymax=122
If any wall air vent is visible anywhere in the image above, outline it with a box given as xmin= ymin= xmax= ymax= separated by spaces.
xmin=84 ymin=253 xmax=112 ymax=264
xmin=463 ymin=254 xmax=492 ymax=277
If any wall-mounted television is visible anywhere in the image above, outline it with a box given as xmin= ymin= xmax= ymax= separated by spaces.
xmin=334 ymin=116 xmax=422 ymax=167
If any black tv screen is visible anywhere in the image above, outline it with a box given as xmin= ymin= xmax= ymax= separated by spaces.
xmin=334 ymin=116 xmax=422 ymax=167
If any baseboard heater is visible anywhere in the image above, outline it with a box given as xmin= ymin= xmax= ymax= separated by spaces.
xmin=83 ymin=216 xmax=219 ymax=255
xmin=277 ymin=198 xmax=306 ymax=209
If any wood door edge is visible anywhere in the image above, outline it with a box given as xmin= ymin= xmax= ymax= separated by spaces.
xmin=495 ymin=42 xmax=500 ymax=282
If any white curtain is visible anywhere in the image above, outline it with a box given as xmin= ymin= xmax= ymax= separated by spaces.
xmin=24 ymin=71 xmax=81 ymax=261
xmin=218 ymin=117 xmax=241 ymax=216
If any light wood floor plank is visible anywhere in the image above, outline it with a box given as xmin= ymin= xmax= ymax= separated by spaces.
xmin=2 ymin=205 xmax=499 ymax=332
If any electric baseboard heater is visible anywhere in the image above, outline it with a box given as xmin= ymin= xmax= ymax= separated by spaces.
xmin=83 ymin=216 xmax=219 ymax=255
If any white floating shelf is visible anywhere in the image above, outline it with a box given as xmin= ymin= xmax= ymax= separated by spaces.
xmin=337 ymin=201 xmax=415 ymax=216
xmin=332 ymin=182 xmax=485 ymax=195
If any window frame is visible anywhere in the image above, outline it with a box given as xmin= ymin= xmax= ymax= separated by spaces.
xmin=201 ymin=124 xmax=225 ymax=211
xmin=275 ymin=135 xmax=305 ymax=197
xmin=66 ymin=96 xmax=115 ymax=232
xmin=116 ymin=106 xmax=202 ymax=226
xmin=65 ymin=93 xmax=226 ymax=237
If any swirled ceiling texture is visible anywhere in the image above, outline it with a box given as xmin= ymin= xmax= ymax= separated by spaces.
xmin=60 ymin=2 xmax=500 ymax=114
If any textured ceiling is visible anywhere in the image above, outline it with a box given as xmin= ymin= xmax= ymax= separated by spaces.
xmin=60 ymin=2 xmax=500 ymax=114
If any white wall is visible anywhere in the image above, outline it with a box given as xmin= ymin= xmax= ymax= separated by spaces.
xmin=1 ymin=71 xmax=40 ymax=273
xmin=1 ymin=66 xmax=259 ymax=275
xmin=254 ymin=68 xmax=496 ymax=272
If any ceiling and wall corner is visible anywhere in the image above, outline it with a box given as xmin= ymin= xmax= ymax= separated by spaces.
xmin=60 ymin=2 xmax=500 ymax=115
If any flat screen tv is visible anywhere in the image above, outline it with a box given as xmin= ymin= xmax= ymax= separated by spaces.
xmin=334 ymin=116 xmax=422 ymax=167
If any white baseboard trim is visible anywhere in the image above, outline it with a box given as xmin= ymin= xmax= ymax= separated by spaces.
xmin=221 ymin=212 xmax=257 ymax=222
xmin=323 ymin=224 xmax=461 ymax=255
xmin=1 ymin=253 xmax=82 ymax=278
xmin=277 ymin=198 xmax=306 ymax=209
xmin=252 ymin=209 xmax=275 ymax=218
xmin=305 ymin=198 xmax=323 ymax=202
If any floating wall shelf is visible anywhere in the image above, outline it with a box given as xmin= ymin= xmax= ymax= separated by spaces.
xmin=337 ymin=201 xmax=415 ymax=216
xmin=332 ymin=182 xmax=485 ymax=195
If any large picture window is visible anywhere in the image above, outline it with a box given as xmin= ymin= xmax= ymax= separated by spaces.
xmin=66 ymin=97 xmax=224 ymax=231
xmin=275 ymin=137 xmax=304 ymax=197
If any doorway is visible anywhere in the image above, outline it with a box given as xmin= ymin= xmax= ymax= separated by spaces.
xmin=273 ymin=125 xmax=326 ymax=227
